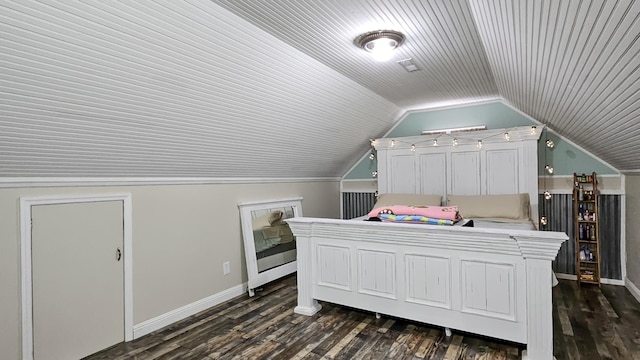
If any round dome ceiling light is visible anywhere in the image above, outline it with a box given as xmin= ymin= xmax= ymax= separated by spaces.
xmin=354 ymin=30 xmax=405 ymax=61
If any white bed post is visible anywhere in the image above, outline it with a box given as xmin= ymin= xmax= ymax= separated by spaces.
xmin=289 ymin=223 xmax=322 ymax=316
xmin=515 ymin=235 xmax=565 ymax=360
xmin=522 ymin=258 xmax=554 ymax=359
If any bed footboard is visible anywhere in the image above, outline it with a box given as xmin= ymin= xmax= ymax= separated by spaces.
xmin=287 ymin=218 xmax=567 ymax=360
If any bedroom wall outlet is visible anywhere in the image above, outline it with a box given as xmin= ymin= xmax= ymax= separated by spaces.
xmin=223 ymin=261 xmax=231 ymax=275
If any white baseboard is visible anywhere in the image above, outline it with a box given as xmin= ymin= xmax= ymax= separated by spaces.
xmin=625 ymin=278 xmax=640 ymax=304
xmin=554 ymin=273 xmax=625 ymax=286
xmin=133 ymin=283 xmax=247 ymax=338
xmin=601 ymin=278 xmax=625 ymax=286
xmin=554 ymin=273 xmax=576 ymax=281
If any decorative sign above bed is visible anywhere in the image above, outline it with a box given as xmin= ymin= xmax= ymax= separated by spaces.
xmin=238 ymin=197 xmax=303 ymax=297
xmin=373 ymin=125 xmax=543 ymax=225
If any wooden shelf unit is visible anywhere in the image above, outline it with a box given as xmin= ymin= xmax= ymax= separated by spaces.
xmin=573 ymin=172 xmax=600 ymax=285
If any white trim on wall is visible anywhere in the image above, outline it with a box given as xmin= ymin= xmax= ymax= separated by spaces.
xmin=399 ymin=98 xmax=503 ymax=120
xmin=133 ymin=282 xmax=247 ymax=338
xmin=626 ymin=278 xmax=640 ymax=304
xmin=1 ymin=177 xmax=340 ymax=189
xmin=554 ymin=273 xmax=577 ymax=281
xmin=341 ymin=177 xmax=627 ymax=194
xmin=602 ymin=278 xmax=626 ymax=286
xmin=538 ymin=174 xmax=624 ymax=195
xmin=340 ymin=179 xmax=378 ymax=191
xmin=555 ymin=273 xmax=625 ymax=286
xmin=622 ymin=178 xmax=629 ymax=292
xmin=20 ymin=193 xmax=134 ymax=360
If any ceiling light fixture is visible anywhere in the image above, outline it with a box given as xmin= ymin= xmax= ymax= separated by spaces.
xmin=354 ymin=30 xmax=405 ymax=61
xmin=421 ymin=125 xmax=486 ymax=135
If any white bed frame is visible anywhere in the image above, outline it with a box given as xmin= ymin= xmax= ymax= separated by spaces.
xmin=288 ymin=126 xmax=568 ymax=359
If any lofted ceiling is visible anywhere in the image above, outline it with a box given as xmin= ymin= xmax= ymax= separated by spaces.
xmin=213 ymin=0 xmax=499 ymax=109
xmin=1 ymin=0 xmax=640 ymax=180
xmin=214 ymin=0 xmax=640 ymax=173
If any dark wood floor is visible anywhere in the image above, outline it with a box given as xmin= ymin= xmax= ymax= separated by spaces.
xmin=85 ymin=276 xmax=640 ymax=359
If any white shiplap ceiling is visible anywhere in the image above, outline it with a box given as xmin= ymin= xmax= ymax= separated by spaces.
xmin=0 ymin=0 xmax=401 ymax=178
xmin=1 ymin=0 xmax=639 ymax=179
xmin=212 ymin=0 xmax=499 ymax=109
xmin=468 ymin=0 xmax=640 ymax=173
xmin=214 ymin=0 xmax=640 ymax=173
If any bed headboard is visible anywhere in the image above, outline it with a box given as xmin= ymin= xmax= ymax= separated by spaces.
xmin=373 ymin=126 xmax=542 ymax=223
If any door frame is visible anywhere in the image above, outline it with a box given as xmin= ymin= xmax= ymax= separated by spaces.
xmin=20 ymin=193 xmax=133 ymax=360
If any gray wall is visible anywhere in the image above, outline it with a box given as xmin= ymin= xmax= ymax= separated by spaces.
xmin=626 ymin=175 xmax=640 ymax=288
xmin=543 ymin=194 xmax=623 ymax=280
xmin=0 ymin=181 xmax=340 ymax=359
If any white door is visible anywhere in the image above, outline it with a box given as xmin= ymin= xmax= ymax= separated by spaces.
xmin=31 ymin=201 xmax=124 ymax=360
xmin=389 ymin=154 xmax=416 ymax=193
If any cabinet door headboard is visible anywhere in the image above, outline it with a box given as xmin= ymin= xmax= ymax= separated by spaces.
xmin=374 ymin=126 xmax=542 ymax=222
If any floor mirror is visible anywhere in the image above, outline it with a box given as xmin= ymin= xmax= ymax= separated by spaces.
xmin=238 ymin=197 xmax=302 ymax=296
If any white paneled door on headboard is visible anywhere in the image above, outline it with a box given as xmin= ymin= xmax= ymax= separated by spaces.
xmin=418 ymin=153 xmax=447 ymax=196
xmin=375 ymin=126 xmax=542 ymax=217
xmin=484 ymin=145 xmax=520 ymax=195
xmin=389 ymin=155 xmax=416 ymax=193
xmin=450 ymin=150 xmax=481 ymax=195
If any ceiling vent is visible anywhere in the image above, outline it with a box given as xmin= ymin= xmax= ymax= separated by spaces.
xmin=397 ymin=58 xmax=420 ymax=72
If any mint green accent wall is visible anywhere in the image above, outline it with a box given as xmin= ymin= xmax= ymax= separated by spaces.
xmin=347 ymin=153 xmax=378 ymax=180
xmin=538 ymin=131 xmax=617 ymax=176
xmin=344 ymin=102 xmax=617 ymax=180
xmin=387 ymin=102 xmax=533 ymax=138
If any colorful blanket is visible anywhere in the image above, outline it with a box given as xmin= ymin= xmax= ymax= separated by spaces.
xmin=367 ymin=205 xmax=460 ymax=221
xmin=378 ymin=214 xmax=457 ymax=225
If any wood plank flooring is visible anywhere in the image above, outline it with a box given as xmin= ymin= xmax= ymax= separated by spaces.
xmin=85 ymin=276 xmax=640 ymax=359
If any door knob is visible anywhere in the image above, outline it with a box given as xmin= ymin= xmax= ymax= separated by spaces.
xmin=116 ymin=247 xmax=122 ymax=261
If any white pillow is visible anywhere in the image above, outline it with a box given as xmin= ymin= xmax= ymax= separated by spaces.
xmin=447 ymin=193 xmax=530 ymax=220
xmin=373 ymin=193 xmax=442 ymax=208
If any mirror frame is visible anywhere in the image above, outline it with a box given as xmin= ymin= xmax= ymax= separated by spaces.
xmin=238 ymin=197 xmax=303 ymax=296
